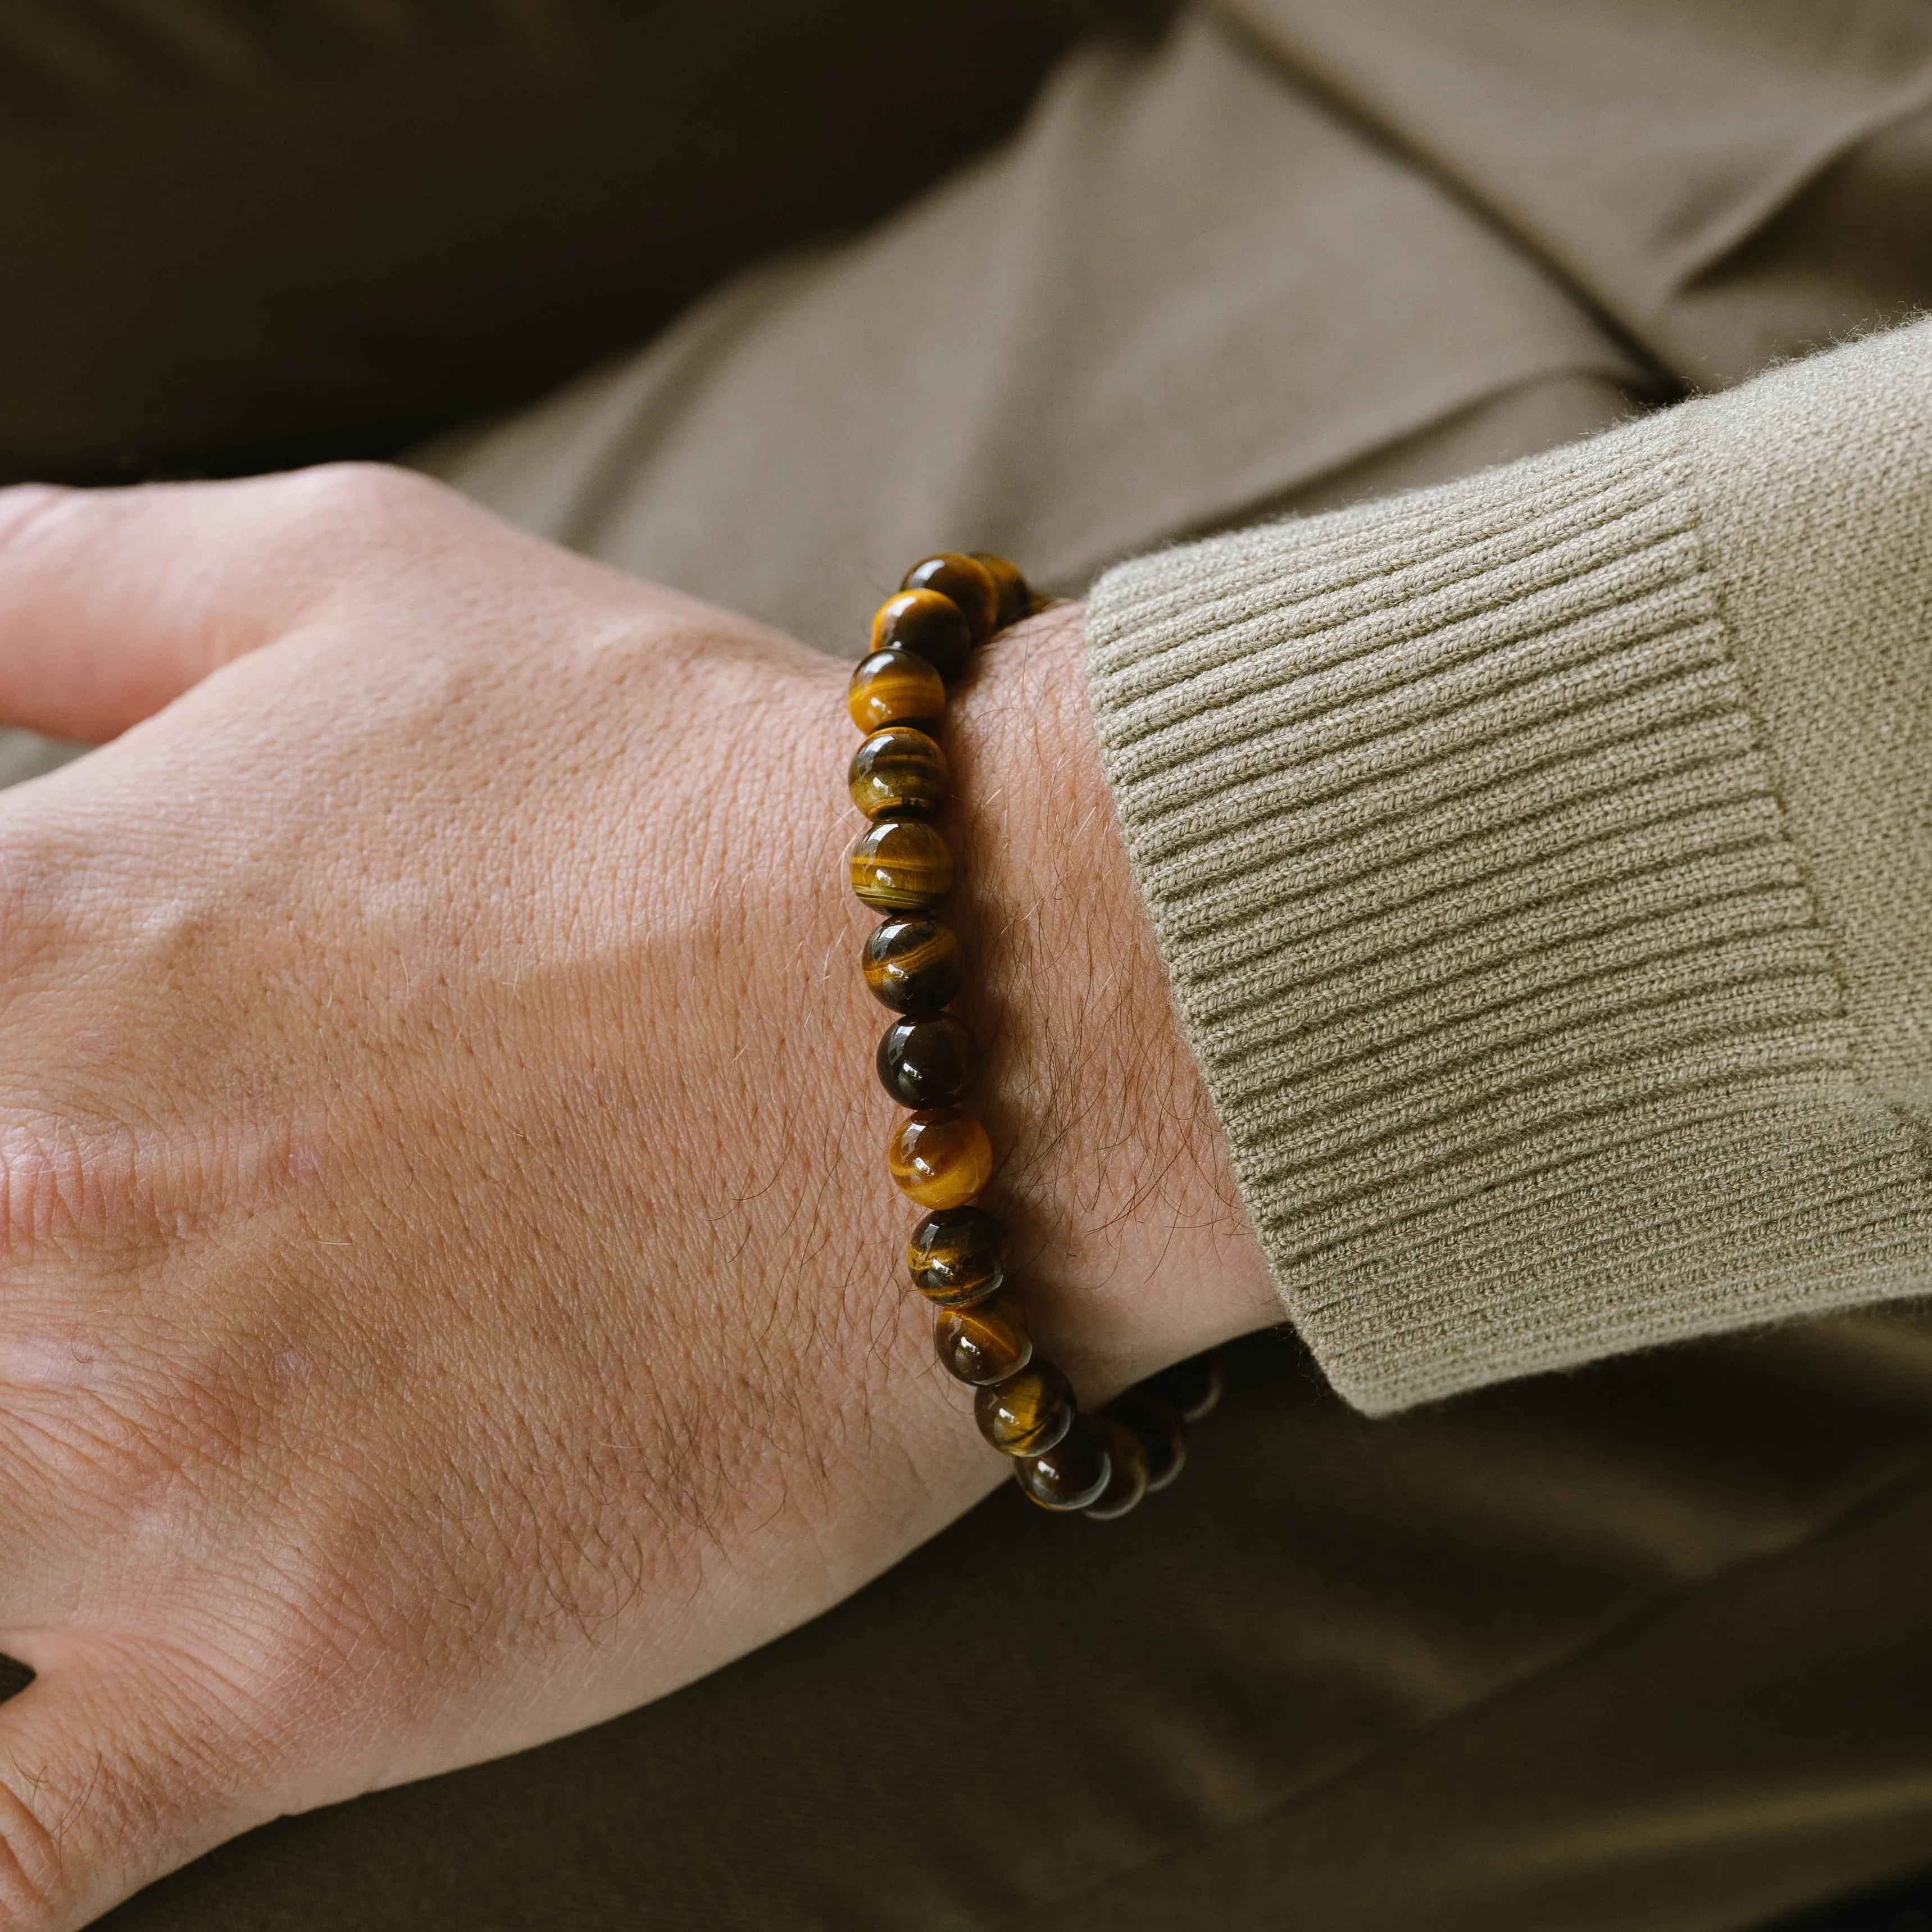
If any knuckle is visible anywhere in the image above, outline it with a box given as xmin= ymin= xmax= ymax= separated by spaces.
xmin=267 ymin=460 xmax=444 ymax=544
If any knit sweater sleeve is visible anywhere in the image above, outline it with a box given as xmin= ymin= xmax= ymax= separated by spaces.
xmin=1085 ymin=319 xmax=1932 ymax=1414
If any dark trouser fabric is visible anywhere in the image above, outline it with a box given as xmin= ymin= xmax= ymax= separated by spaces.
xmin=7 ymin=6 xmax=1932 ymax=1929
xmin=0 ymin=0 xmax=1140 ymax=484
xmin=97 ymin=1322 xmax=1932 ymax=1932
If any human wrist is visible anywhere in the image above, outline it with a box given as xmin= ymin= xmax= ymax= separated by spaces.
xmin=934 ymin=600 xmax=1276 ymax=1398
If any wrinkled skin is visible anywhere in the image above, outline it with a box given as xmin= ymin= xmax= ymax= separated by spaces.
xmin=0 ymin=467 xmax=1272 ymax=1927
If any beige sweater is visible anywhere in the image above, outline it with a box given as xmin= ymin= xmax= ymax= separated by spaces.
xmin=1088 ymin=320 xmax=1932 ymax=1412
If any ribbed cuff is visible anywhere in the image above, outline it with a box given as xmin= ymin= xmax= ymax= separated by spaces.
xmin=1088 ymin=412 xmax=1928 ymax=1412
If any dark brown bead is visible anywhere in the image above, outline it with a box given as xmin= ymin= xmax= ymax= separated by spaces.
xmin=849 ymin=726 xmax=949 ymax=820
xmin=934 ymin=1293 xmax=1032 ymax=1386
xmin=1084 ymin=1417 xmax=1150 ymax=1521
xmin=907 ymin=1205 xmax=1007 ymax=1307
xmin=887 ymin=1107 xmax=992 ymax=1209
xmin=849 ymin=818 xmax=952 ymax=912
xmin=877 ymin=1012 xmax=977 ymax=1108
xmin=1106 ymin=1390 xmax=1187 ymax=1493
xmin=848 ymin=649 xmax=945 ymax=734
xmin=870 ymin=589 xmax=971 ymax=683
xmin=972 ymin=552 xmax=1032 ymax=630
xmin=1013 ymin=1416 xmax=1111 ymax=1511
xmin=901 ymin=553 xmax=999 ymax=644
xmin=862 ymin=916 xmax=965 ymax=1015
xmin=1148 ymin=1351 xmax=1224 ymax=1423
xmin=975 ymin=1360 xmax=1074 ymax=1458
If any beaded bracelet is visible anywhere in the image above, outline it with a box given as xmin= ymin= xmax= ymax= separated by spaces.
xmin=844 ymin=552 xmax=1222 ymax=1519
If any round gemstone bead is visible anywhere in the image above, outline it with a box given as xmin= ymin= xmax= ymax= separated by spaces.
xmin=849 ymin=725 xmax=949 ymax=819
xmin=972 ymin=552 xmax=1032 ymax=630
xmin=1013 ymin=1416 xmax=1111 ymax=1511
xmin=901 ymin=553 xmax=998 ymax=644
xmin=848 ymin=648 xmax=945 ymax=734
xmin=887 ymin=1107 xmax=993 ymax=1209
xmin=870 ymin=589 xmax=972 ymax=683
xmin=933 ymin=1294 xmax=1031 ymax=1387
xmin=876 ymin=1012 xmax=977 ymax=1108
xmin=1106 ymin=1390 xmax=1187 ymax=1493
xmin=1084 ymin=1417 xmax=1151 ymax=1521
xmin=1148 ymin=1351 xmax=1224 ymax=1424
xmin=975 ymin=1360 xmax=1074 ymax=1457
xmin=906 ymin=1205 xmax=1007 ymax=1307
xmin=862 ymin=916 xmax=965 ymax=1015
xmin=849 ymin=819 xmax=952 ymax=912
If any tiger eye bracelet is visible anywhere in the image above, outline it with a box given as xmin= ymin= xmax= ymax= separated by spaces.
xmin=845 ymin=551 xmax=1222 ymax=1519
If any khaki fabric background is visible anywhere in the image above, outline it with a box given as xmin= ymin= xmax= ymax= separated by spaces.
xmin=0 ymin=2 xmax=1927 ymax=1926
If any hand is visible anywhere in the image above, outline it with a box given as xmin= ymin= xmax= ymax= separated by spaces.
xmin=0 ymin=466 xmax=1272 ymax=1926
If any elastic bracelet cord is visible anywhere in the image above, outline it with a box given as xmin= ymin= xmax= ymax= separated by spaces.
xmin=844 ymin=552 xmax=1222 ymax=1519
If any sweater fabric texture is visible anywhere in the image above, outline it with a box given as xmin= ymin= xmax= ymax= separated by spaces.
xmin=1088 ymin=320 xmax=1932 ymax=1412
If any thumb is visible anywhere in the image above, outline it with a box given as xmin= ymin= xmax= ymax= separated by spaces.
xmin=0 ymin=465 xmax=449 ymax=745
xmin=0 ymin=1652 xmax=270 ymax=1929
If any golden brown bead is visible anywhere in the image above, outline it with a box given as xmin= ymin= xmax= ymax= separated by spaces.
xmin=862 ymin=916 xmax=964 ymax=1015
xmin=902 ymin=553 xmax=998 ymax=644
xmin=1084 ymin=1417 xmax=1150 ymax=1521
xmin=934 ymin=1294 xmax=1031 ymax=1387
xmin=848 ymin=648 xmax=945 ymax=734
xmin=887 ymin=1107 xmax=992 ymax=1209
xmin=1106 ymin=1390 xmax=1187 ymax=1493
xmin=870 ymin=588 xmax=972 ymax=683
xmin=849 ymin=726 xmax=949 ymax=820
xmin=906 ymin=1205 xmax=1006 ymax=1307
xmin=1013 ymin=1416 xmax=1110 ymax=1510
xmin=972 ymin=552 xmax=1032 ymax=630
xmin=849 ymin=819 xmax=952 ymax=912
xmin=1149 ymin=1351 xmax=1224 ymax=1424
xmin=876 ymin=1012 xmax=976 ymax=1108
xmin=975 ymin=1360 xmax=1074 ymax=1458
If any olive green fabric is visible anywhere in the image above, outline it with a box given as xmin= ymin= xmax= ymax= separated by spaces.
xmin=7 ymin=2 xmax=1932 ymax=1928
xmin=0 ymin=0 xmax=1121 ymax=485
xmin=1219 ymin=0 xmax=1932 ymax=388
xmin=417 ymin=6 xmax=1658 ymax=651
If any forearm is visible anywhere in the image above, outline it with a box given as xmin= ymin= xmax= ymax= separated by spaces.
xmin=938 ymin=602 xmax=1277 ymax=1391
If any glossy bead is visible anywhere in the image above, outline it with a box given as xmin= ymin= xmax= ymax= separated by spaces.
xmin=887 ymin=1107 xmax=992 ymax=1208
xmin=1013 ymin=1416 xmax=1110 ymax=1510
xmin=870 ymin=589 xmax=972 ymax=683
xmin=849 ymin=819 xmax=952 ymax=912
xmin=1084 ymin=1417 xmax=1150 ymax=1521
xmin=877 ymin=1012 xmax=977 ymax=1108
xmin=975 ymin=1360 xmax=1075 ymax=1458
xmin=1106 ymin=1390 xmax=1187 ymax=1493
xmin=902 ymin=553 xmax=998 ymax=644
xmin=849 ymin=648 xmax=945 ymax=734
xmin=907 ymin=1204 xmax=1007 ymax=1307
xmin=849 ymin=725 xmax=949 ymax=820
xmin=862 ymin=916 xmax=965 ymax=1015
xmin=973 ymin=552 xmax=1032 ymax=630
xmin=861 ymin=916 xmax=966 ymax=1020
xmin=1148 ymin=1351 xmax=1224 ymax=1424
xmin=934 ymin=1294 xmax=1031 ymax=1386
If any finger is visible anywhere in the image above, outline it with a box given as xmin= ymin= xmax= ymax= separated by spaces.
xmin=0 ymin=1645 xmax=271 ymax=1928
xmin=0 ymin=465 xmax=460 ymax=744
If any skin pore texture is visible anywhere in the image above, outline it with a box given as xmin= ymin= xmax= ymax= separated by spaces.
xmin=0 ymin=466 xmax=1274 ymax=1929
